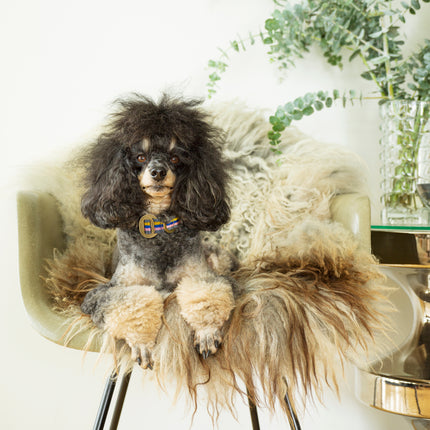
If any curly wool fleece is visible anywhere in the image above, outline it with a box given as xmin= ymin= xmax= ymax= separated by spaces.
xmin=43 ymin=102 xmax=390 ymax=421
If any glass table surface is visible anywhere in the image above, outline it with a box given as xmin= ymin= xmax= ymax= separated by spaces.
xmin=372 ymin=225 xmax=430 ymax=232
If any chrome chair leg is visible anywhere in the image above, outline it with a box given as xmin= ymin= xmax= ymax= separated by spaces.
xmin=92 ymin=368 xmax=132 ymax=430
xmin=93 ymin=370 xmax=118 ymax=430
xmin=284 ymin=383 xmax=302 ymax=430
xmin=247 ymin=389 xmax=261 ymax=430
xmin=109 ymin=371 xmax=132 ymax=430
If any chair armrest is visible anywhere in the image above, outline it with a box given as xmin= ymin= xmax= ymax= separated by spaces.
xmin=330 ymin=193 xmax=371 ymax=251
xmin=17 ymin=191 xmax=101 ymax=351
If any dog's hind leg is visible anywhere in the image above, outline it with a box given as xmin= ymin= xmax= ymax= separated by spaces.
xmin=176 ymin=274 xmax=235 ymax=358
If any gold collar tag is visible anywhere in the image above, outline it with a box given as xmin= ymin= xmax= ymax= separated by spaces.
xmin=139 ymin=214 xmax=157 ymax=238
xmin=138 ymin=214 xmax=180 ymax=239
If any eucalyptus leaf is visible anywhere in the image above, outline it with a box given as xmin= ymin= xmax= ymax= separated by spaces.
xmin=209 ymin=72 xmax=220 ymax=81
xmin=369 ymin=30 xmax=384 ymax=38
xmin=349 ymin=49 xmax=361 ymax=61
xmin=273 ymin=123 xmax=286 ymax=132
xmin=276 ymin=108 xmax=286 ymax=119
xmin=292 ymin=110 xmax=303 ymax=120
xmin=294 ymin=97 xmax=305 ymax=109
xmin=361 ymin=71 xmax=373 ymax=80
xmin=268 ymin=131 xmax=281 ymax=140
xmin=284 ymin=102 xmax=294 ymax=113
xmin=283 ymin=117 xmax=292 ymax=127
xmin=269 ymin=115 xmax=278 ymax=125
xmin=265 ymin=18 xmax=279 ymax=31
xmin=368 ymin=55 xmax=391 ymax=65
xmin=304 ymin=92 xmax=316 ymax=104
xmin=314 ymin=100 xmax=324 ymax=110
xmin=317 ymin=90 xmax=327 ymax=100
xmin=205 ymin=0 xmax=430 ymax=144
xmin=230 ymin=40 xmax=240 ymax=52
xmin=303 ymin=106 xmax=314 ymax=115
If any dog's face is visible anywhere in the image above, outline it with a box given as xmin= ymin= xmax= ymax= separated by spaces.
xmin=129 ymin=136 xmax=182 ymax=213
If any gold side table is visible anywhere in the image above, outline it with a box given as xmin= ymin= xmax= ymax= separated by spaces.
xmin=356 ymin=226 xmax=430 ymax=429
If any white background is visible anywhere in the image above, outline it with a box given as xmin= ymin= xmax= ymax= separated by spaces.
xmin=2 ymin=0 xmax=429 ymax=428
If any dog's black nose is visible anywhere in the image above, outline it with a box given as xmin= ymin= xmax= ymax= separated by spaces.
xmin=150 ymin=168 xmax=167 ymax=181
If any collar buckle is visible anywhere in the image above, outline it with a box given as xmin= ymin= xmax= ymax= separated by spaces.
xmin=138 ymin=214 xmax=180 ymax=239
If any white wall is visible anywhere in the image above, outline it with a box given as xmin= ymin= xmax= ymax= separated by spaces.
xmin=2 ymin=0 xmax=428 ymax=428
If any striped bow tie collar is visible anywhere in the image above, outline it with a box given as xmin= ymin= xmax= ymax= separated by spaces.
xmin=138 ymin=214 xmax=180 ymax=239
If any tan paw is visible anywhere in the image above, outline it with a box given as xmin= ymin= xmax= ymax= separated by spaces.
xmin=129 ymin=343 xmax=154 ymax=370
xmin=194 ymin=328 xmax=222 ymax=359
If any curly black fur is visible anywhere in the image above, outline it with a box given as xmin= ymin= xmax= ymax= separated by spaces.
xmin=80 ymin=94 xmax=230 ymax=231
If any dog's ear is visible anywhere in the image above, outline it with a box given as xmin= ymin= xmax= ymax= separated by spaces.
xmin=81 ymin=135 xmax=145 ymax=229
xmin=173 ymin=146 xmax=230 ymax=232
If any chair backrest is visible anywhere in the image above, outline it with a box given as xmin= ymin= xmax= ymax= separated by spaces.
xmin=330 ymin=193 xmax=371 ymax=251
xmin=17 ymin=191 xmax=101 ymax=351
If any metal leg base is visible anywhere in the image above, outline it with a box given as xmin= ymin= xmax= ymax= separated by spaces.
xmin=284 ymin=388 xmax=302 ymax=430
xmin=247 ymin=389 xmax=261 ymax=430
xmin=92 ymin=369 xmax=132 ymax=430
xmin=109 ymin=371 xmax=131 ymax=430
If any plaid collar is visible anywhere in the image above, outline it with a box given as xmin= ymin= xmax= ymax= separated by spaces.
xmin=138 ymin=214 xmax=180 ymax=239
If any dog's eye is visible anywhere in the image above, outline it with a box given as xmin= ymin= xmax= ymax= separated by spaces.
xmin=137 ymin=154 xmax=147 ymax=163
xmin=170 ymin=156 xmax=180 ymax=164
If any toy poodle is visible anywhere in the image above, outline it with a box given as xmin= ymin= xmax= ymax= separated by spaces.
xmin=80 ymin=94 xmax=236 ymax=369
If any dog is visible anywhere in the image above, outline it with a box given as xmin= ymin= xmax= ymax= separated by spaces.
xmin=80 ymin=94 xmax=236 ymax=369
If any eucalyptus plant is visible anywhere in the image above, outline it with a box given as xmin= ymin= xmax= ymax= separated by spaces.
xmin=208 ymin=0 xmax=430 ymax=216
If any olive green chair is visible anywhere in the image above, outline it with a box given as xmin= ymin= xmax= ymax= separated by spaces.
xmin=17 ymin=190 xmax=371 ymax=430
xmin=17 ymin=191 xmax=126 ymax=430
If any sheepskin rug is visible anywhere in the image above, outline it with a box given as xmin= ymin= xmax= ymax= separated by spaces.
xmin=41 ymin=102 xmax=390 ymax=423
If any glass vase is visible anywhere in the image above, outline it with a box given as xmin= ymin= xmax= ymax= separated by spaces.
xmin=380 ymin=100 xmax=430 ymax=226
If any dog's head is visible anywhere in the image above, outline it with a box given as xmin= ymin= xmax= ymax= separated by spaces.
xmin=81 ymin=94 xmax=230 ymax=232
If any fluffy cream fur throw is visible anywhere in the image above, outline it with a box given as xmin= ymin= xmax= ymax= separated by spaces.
xmin=42 ymin=103 xmax=389 ymax=422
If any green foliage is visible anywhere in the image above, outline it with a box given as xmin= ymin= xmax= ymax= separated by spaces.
xmin=207 ymin=0 xmax=430 ymax=147
xmin=268 ymin=90 xmax=358 ymax=147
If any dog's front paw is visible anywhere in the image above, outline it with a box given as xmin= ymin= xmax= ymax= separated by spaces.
xmin=129 ymin=343 xmax=154 ymax=370
xmin=194 ymin=328 xmax=223 ymax=359
xmin=102 ymin=285 xmax=164 ymax=368
xmin=81 ymin=284 xmax=110 ymax=326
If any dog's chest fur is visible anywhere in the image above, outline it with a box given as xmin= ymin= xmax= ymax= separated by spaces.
xmin=113 ymin=221 xmax=201 ymax=293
